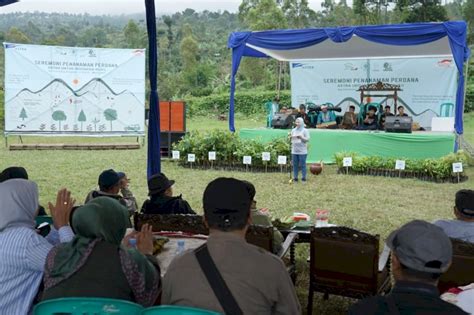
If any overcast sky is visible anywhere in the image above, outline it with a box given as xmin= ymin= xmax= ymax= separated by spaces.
xmin=0 ymin=0 xmax=330 ymax=15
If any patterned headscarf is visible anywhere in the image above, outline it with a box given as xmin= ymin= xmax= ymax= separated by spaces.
xmin=0 ymin=179 xmax=38 ymax=232
xmin=44 ymin=197 xmax=160 ymax=306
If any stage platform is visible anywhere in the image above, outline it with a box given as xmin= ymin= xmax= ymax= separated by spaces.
xmin=239 ymin=128 xmax=456 ymax=163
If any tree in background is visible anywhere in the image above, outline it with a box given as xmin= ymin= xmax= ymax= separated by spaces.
xmin=52 ymin=110 xmax=67 ymax=131
xmin=464 ymin=0 xmax=474 ymax=44
xmin=5 ymin=27 xmax=30 ymax=43
xmin=395 ymin=0 xmax=447 ymax=23
xmin=124 ymin=20 xmax=145 ymax=48
xmin=281 ymin=0 xmax=317 ymax=28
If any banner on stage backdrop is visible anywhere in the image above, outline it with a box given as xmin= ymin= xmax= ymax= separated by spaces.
xmin=3 ymin=43 xmax=145 ymax=135
xmin=290 ymin=57 xmax=457 ymax=128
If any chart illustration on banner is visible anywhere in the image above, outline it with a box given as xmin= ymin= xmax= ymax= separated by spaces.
xmin=3 ymin=43 xmax=146 ymax=135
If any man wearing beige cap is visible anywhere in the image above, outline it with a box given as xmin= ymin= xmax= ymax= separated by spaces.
xmin=349 ymin=220 xmax=467 ymax=315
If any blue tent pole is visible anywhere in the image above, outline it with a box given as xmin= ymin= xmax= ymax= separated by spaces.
xmin=145 ymin=0 xmax=161 ymax=178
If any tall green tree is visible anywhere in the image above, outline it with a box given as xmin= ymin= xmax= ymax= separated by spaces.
xmin=123 ymin=20 xmax=144 ymax=48
xmin=464 ymin=0 xmax=474 ymax=44
xmin=5 ymin=27 xmax=30 ymax=43
xmin=281 ymin=0 xmax=317 ymax=28
xmin=239 ymin=0 xmax=288 ymax=30
xmin=395 ymin=0 xmax=447 ymax=23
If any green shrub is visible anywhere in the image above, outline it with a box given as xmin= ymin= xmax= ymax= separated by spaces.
xmin=173 ymin=130 xmax=290 ymax=167
xmin=334 ymin=151 xmax=470 ymax=179
xmin=186 ymin=90 xmax=291 ymax=117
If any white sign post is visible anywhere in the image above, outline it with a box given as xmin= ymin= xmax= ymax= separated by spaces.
xmin=278 ymin=155 xmax=287 ymax=173
xmin=343 ymin=157 xmax=352 ymax=174
xmin=243 ymin=156 xmax=252 ymax=172
xmin=262 ymin=152 xmax=271 ymax=173
xmin=172 ymin=150 xmax=180 ymax=160
xmin=187 ymin=153 xmax=196 ymax=169
xmin=208 ymin=151 xmax=216 ymax=169
xmin=452 ymin=162 xmax=463 ymax=183
xmin=395 ymin=160 xmax=406 ymax=177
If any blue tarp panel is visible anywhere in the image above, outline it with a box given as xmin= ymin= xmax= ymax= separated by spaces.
xmin=228 ymin=22 xmax=471 ymax=135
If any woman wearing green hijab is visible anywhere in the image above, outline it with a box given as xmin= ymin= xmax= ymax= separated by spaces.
xmin=42 ymin=197 xmax=160 ymax=306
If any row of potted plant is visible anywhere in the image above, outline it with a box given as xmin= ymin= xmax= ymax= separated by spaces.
xmin=334 ymin=151 xmax=470 ymax=183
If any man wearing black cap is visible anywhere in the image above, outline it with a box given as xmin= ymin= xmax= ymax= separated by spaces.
xmin=434 ymin=189 xmax=474 ymax=243
xmin=162 ymin=177 xmax=300 ymax=314
xmin=141 ymin=173 xmax=195 ymax=215
xmin=349 ymin=220 xmax=467 ymax=315
xmin=85 ymin=169 xmax=134 ymax=217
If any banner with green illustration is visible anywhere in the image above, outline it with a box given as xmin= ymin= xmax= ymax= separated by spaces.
xmin=290 ymin=57 xmax=457 ymax=128
xmin=4 ymin=43 xmax=145 ymax=135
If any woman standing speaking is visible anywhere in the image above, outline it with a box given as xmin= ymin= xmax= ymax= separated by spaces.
xmin=290 ymin=117 xmax=310 ymax=182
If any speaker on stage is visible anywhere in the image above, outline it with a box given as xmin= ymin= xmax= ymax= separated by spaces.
xmin=385 ymin=116 xmax=413 ymax=133
xmin=271 ymin=113 xmax=295 ymax=129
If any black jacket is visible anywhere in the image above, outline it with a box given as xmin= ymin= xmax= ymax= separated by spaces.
xmin=141 ymin=194 xmax=196 ymax=215
xmin=348 ymin=281 xmax=468 ymax=315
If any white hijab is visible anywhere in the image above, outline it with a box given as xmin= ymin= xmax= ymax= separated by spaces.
xmin=0 ymin=179 xmax=39 ymax=232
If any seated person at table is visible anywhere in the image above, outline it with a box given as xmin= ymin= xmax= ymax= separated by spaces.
xmin=85 ymin=169 xmax=133 ymax=215
xmin=397 ymin=105 xmax=409 ymax=117
xmin=41 ymin=198 xmax=161 ymax=307
xmin=433 ymin=189 xmax=474 ymax=243
xmin=296 ymin=104 xmax=311 ymax=126
xmin=0 ymin=181 xmax=74 ymax=315
xmin=359 ymin=106 xmax=378 ymax=130
xmin=141 ymin=173 xmax=195 ymax=215
xmin=349 ymin=220 xmax=467 ymax=315
xmin=243 ymin=180 xmax=284 ymax=254
xmin=162 ymin=177 xmax=301 ymax=314
xmin=340 ymin=105 xmax=357 ymax=129
xmin=379 ymin=105 xmax=394 ymax=130
xmin=316 ymin=105 xmax=336 ymax=128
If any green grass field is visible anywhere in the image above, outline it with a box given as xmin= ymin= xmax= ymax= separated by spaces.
xmin=0 ymin=113 xmax=473 ymax=314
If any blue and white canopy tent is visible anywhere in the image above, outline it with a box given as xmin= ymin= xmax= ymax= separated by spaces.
xmin=227 ymin=21 xmax=471 ymax=141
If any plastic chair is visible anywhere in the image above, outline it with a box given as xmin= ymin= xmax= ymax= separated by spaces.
xmin=35 ymin=215 xmax=53 ymax=226
xmin=141 ymin=306 xmax=221 ymax=315
xmin=34 ymin=297 xmax=144 ymax=315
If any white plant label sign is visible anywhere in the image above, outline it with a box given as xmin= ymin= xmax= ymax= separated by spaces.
xmin=277 ymin=155 xmax=287 ymax=165
xmin=208 ymin=151 xmax=216 ymax=161
xmin=187 ymin=154 xmax=196 ymax=163
xmin=262 ymin=152 xmax=271 ymax=161
xmin=452 ymin=162 xmax=463 ymax=173
xmin=395 ymin=160 xmax=406 ymax=170
xmin=172 ymin=151 xmax=180 ymax=160
xmin=243 ymin=156 xmax=252 ymax=165
xmin=343 ymin=157 xmax=353 ymax=167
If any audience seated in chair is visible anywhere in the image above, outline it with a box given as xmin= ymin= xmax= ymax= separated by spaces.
xmin=141 ymin=173 xmax=195 ymax=215
xmin=434 ymin=190 xmax=474 ymax=243
xmin=0 ymin=181 xmax=75 ymax=314
xmin=358 ymin=106 xmax=378 ymax=130
xmin=41 ymin=197 xmax=161 ymax=307
xmin=397 ymin=105 xmax=409 ymax=117
xmin=85 ymin=169 xmax=135 ymax=216
xmin=162 ymin=177 xmax=301 ymax=314
xmin=340 ymin=105 xmax=358 ymax=129
xmin=243 ymin=180 xmax=284 ymax=254
xmin=296 ymin=104 xmax=311 ymax=127
xmin=379 ymin=105 xmax=394 ymax=130
xmin=349 ymin=220 xmax=468 ymax=315
xmin=316 ymin=105 xmax=336 ymax=128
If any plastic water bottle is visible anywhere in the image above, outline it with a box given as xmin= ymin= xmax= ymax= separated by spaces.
xmin=128 ymin=238 xmax=137 ymax=248
xmin=175 ymin=240 xmax=185 ymax=255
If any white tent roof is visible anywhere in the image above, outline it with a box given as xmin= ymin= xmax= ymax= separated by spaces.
xmin=246 ymin=35 xmax=452 ymax=61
